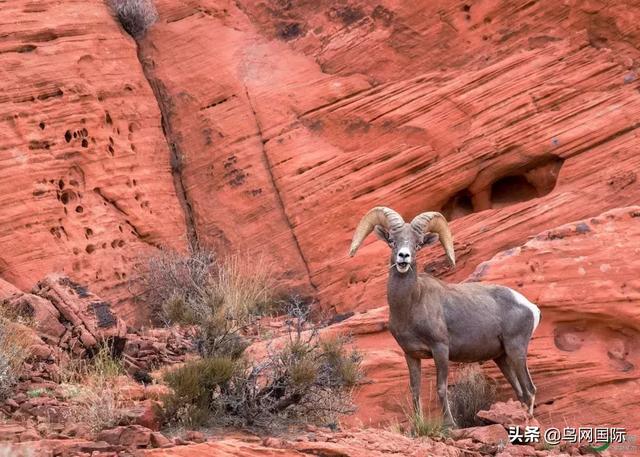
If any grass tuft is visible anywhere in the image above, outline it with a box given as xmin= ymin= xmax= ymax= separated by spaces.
xmin=410 ymin=412 xmax=448 ymax=438
xmin=0 ymin=313 xmax=32 ymax=400
xmin=449 ymin=364 xmax=497 ymax=428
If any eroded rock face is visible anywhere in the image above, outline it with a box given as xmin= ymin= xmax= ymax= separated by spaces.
xmin=2 ymin=0 xmax=640 ymax=322
xmin=137 ymin=0 xmax=640 ymax=316
xmin=0 ymin=1 xmax=187 ymax=323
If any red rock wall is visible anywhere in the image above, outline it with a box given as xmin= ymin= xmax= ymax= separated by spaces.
xmin=2 ymin=0 xmax=639 ymax=320
xmin=1 ymin=0 xmax=639 ymax=441
xmin=139 ymin=0 xmax=640 ymax=315
xmin=0 ymin=1 xmax=187 ymax=321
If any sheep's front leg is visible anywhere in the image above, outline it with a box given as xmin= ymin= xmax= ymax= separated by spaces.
xmin=432 ymin=343 xmax=456 ymax=428
xmin=404 ymin=354 xmax=422 ymax=418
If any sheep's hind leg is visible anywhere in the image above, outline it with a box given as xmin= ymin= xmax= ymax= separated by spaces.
xmin=404 ymin=354 xmax=423 ymax=418
xmin=494 ymin=354 xmax=524 ymax=403
xmin=432 ymin=344 xmax=456 ymax=428
xmin=505 ymin=348 xmax=537 ymax=414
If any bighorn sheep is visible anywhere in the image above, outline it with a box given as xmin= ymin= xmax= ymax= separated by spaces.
xmin=349 ymin=207 xmax=540 ymax=427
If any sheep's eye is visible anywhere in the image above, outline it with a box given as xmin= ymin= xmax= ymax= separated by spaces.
xmin=389 ymin=240 xmax=396 ymax=248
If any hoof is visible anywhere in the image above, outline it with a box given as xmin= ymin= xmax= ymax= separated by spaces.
xmin=444 ymin=418 xmax=458 ymax=430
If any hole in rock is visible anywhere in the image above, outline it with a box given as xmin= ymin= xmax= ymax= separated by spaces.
xmin=39 ymin=122 xmax=45 ymax=130
xmin=441 ymin=190 xmax=474 ymax=221
xmin=490 ymin=175 xmax=538 ymax=209
xmin=81 ymin=139 xmax=88 ymax=148
xmin=75 ymin=205 xmax=84 ymax=213
xmin=489 ymin=155 xmax=564 ymax=209
xmin=59 ymin=189 xmax=77 ymax=205
xmin=439 ymin=155 xmax=564 ymax=219
xmin=64 ymin=130 xmax=72 ymax=142
xmin=85 ymin=244 xmax=95 ymax=254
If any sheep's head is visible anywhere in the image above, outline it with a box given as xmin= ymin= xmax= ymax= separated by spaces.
xmin=349 ymin=207 xmax=455 ymax=274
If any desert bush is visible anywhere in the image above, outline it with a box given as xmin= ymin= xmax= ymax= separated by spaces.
xmin=68 ymin=380 xmax=126 ymax=432
xmin=108 ymin=0 xmax=158 ymax=38
xmin=59 ymin=342 xmax=127 ymax=432
xmin=0 ymin=314 xmax=32 ymax=400
xmin=162 ymin=356 xmax=239 ymax=427
xmin=139 ymin=247 xmax=276 ymax=358
xmin=449 ymin=364 xmax=497 ymax=428
xmin=162 ymin=303 xmax=362 ymax=429
xmin=140 ymin=247 xmax=275 ymax=323
xmin=140 ymin=246 xmax=215 ymax=323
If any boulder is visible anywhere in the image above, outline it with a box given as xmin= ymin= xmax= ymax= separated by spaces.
xmin=149 ymin=432 xmax=173 ymax=449
xmin=2 ymin=292 xmax=66 ymax=344
xmin=477 ymin=400 xmax=540 ymax=429
xmin=33 ymin=274 xmax=127 ymax=354
xmin=97 ymin=425 xmax=152 ymax=449
xmin=451 ymin=424 xmax=509 ymax=446
xmin=0 ymin=423 xmax=27 ymax=442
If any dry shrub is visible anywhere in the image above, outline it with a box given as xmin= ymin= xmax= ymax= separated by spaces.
xmin=0 ymin=312 xmax=32 ymax=399
xmin=139 ymin=247 xmax=276 ymax=358
xmin=161 ymin=302 xmax=362 ymax=429
xmin=449 ymin=364 xmax=497 ymax=428
xmin=140 ymin=247 xmax=215 ymax=323
xmin=108 ymin=0 xmax=158 ymax=38
xmin=67 ymin=381 xmax=126 ymax=432
xmin=59 ymin=343 xmax=127 ymax=432
xmin=140 ymin=247 xmax=275 ymax=323
xmin=211 ymin=254 xmax=275 ymax=320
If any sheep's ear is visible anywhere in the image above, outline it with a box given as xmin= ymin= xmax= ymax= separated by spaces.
xmin=418 ymin=232 xmax=439 ymax=249
xmin=373 ymin=225 xmax=391 ymax=245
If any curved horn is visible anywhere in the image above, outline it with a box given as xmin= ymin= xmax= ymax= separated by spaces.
xmin=411 ymin=212 xmax=455 ymax=267
xmin=349 ymin=207 xmax=404 ymax=257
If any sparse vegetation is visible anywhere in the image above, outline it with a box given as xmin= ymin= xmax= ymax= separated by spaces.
xmin=0 ymin=311 xmax=32 ymax=400
xmin=108 ymin=0 xmax=158 ymax=39
xmin=161 ymin=300 xmax=362 ymax=429
xmin=139 ymin=248 xmax=362 ymax=430
xmin=59 ymin=342 xmax=128 ymax=432
xmin=449 ymin=364 xmax=497 ymax=428
xmin=409 ymin=411 xmax=447 ymax=439
xmin=139 ymin=247 xmax=277 ymax=358
xmin=389 ymin=397 xmax=449 ymax=439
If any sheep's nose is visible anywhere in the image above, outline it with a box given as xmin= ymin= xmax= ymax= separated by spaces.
xmin=397 ymin=250 xmax=411 ymax=262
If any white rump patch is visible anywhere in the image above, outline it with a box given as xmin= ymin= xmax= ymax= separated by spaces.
xmin=510 ymin=289 xmax=541 ymax=332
